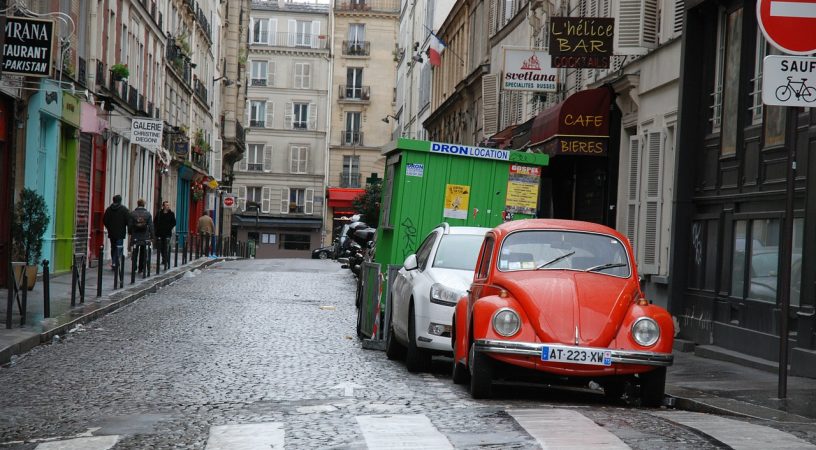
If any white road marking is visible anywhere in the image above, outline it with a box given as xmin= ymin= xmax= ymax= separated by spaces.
xmin=35 ymin=435 xmax=119 ymax=450
xmin=653 ymin=411 xmax=816 ymax=449
xmin=508 ymin=408 xmax=630 ymax=449
xmin=771 ymin=1 xmax=816 ymax=18
xmin=204 ymin=422 xmax=285 ymax=450
xmin=356 ymin=414 xmax=453 ymax=449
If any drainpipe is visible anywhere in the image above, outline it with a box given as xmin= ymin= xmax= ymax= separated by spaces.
xmin=88 ymin=0 xmax=99 ymax=87
xmin=323 ymin=8 xmax=335 ymax=245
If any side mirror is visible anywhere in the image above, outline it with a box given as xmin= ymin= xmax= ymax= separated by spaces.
xmin=403 ymin=254 xmax=418 ymax=271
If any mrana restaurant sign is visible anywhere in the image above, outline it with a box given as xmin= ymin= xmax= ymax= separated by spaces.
xmin=502 ymin=49 xmax=558 ymax=92
xmin=2 ymin=17 xmax=54 ymax=77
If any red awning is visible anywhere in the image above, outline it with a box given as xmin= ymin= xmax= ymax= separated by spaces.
xmin=530 ymin=87 xmax=612 ymax=150
xmin=327 ymin=188 xmax=365 ymax=208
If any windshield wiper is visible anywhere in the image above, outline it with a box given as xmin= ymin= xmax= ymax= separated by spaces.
xmin=536 ymin=251 xmax=575 ymax=269
xmin=585 ymin=263 xmax=627 ymax=273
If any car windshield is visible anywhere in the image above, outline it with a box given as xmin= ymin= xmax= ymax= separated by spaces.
xmin=498 ymin=230 xmax=630 ymax=277
xmin=433 ymin=234 xmax=485 ymax=271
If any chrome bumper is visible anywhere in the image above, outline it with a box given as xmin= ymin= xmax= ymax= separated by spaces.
xmin=475 ymin=339 xmax=674 ymax=367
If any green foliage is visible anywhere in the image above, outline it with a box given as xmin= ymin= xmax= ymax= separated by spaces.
xmin=351 ymin=182 xmax=382 ymax=225
xmin=11 ymin=188 xmax=50 ymax=265
xmin=110 ymin=63 xmax=129 ymax=79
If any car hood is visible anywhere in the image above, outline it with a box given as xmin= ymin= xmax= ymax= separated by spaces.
xmin=428 ymin=268 xmax=474 ymax=293
xmin=501 ymin=272 xmax=635 ymax=346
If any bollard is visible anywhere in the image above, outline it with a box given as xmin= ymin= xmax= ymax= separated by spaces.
xmin=196 ymin=234 xmax=201 ymax=259
xmin=97 ymin=246 xmax=103 ymax=298
xmin=156 ymin=240 xmax=161 ymax=275
xmin=131 ymin=247 xmax=137 ymax=285
xmin=146 ymin=244 xmax=151 ymax=278
xmin=6 ymin=262 xmax=12 ymax=329
xmin=80 ymin=257 xmax=86 ymax=304
xmin=43 ymin=260 xmax=51 ymax=317
xmin=20 ymin=270 xmax=27 ymax=326
xmin=70 ymin=257 xmax=77 ymax=307
xmin=119 ymin=253 xmax=125 ymax=287
xmin=183 ymin=236 xmax=188 ymax=265
xmin=174 ymin=236 xmax=179 ymax=268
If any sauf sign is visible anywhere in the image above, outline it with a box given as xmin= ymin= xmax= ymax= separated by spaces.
xmin=502 ymin=49 xmax=557 ymax=92
xmin=2 ymin=17 xmax=54 ymax=77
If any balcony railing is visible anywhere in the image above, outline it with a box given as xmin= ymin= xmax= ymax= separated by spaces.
xmin=339 ymin=172 xmax=362 ymax=188
xmin=250 ymin=78 xmax=267 ymax=87
xmin=342 ymin=40 xmax=370 ymax=56
xmin=338 ymin=85 xmax=370 ymax=101
xmin=340 ymin=130 xmax=364 ymax=146
xmin=235 ymin=121 xmax=246 ymax=149
xmin=249 ymin=32 xmax=328 ymax=49
xmin=195 ymin=3 xmax=212 ymax=43
xmin=128 ymin=86 xmax=139 ymax=109
xmin=166 ymin=38 xmax=193 ymax=88
xmin=96 ymin=61 xmax=106 ymax=86
xmin=77 ymin=57 xmax=87 ymax=86
xmin=191 ymin=150 xmax=209 ymax=172
xmin=250 ymin=119 xmax=265 ymax=128
xmin=334 ymin=0 xmax=399 ymax=13
xmin=193 ymin=78 xmax=208 ymax=104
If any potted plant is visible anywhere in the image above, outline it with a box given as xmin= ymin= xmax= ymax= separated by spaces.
xmin=11 ymin=188 xmax=50 ymax=290
xmin=110 ymin=63 xmax=129 ymax=81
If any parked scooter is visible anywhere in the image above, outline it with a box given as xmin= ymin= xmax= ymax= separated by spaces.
xmin=348 ymin=226 xmax=376 ymax=276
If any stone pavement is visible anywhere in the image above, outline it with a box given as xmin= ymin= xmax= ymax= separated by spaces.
xmin=0 ymin=253 xmax=230 ymax=366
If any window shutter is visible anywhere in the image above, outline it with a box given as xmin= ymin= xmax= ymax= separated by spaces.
xmin=289 ymin=147 xmax=297 ymax=173
xmin=285 ymin=102 xmax=293 ymax=128
xmin=280 ymin=188 xmax=289 ymax=214
xmin=238 ymin=185 xmax=247 ymax=211
xmin=673 ymin=0 xmax=684 ymax=37
xmin=641 ymin=131 xmax=663 ymax=275
xmin=246 ymin=100 xmax=250 ymax=127
xmin=308 ymin=103 xmax=317 ymax=130
xmin=261 ymin=186 xmax=271 ymax=213
xmin=302 ymin=147 xmax=309 ymax=173
xmin=265 ymin=101 xmax=273 ymax=128
xmin=626 ymin=135 xmax=641 ymax=250
xmin=267 ymin=61 xmax=275 ymax=86
xmin=263 ymin=145 xmax=273 ymax=172
xmin=249 ymin=18 xmax=254 ymax=43
xmin=268 ymin=19 xmax=277 ymax=45
xmin=616 ymin=0 xmax=658 ymax=55
xmin=305 ymin=189 xmax=314 ymax=215
xmin=482 ymin=74 xmax=499 ymax=136
xmin=488 ymin=0 xmax=497 ymax=36
xmin=288 ymin=19 xmax=296 ymax=46
xmin=302 ymin=63 xmax=311 ymax=89
xmin=239 ymin=151 xmax=248 ymax=172
xmin=311 ymin=21 xmax=320 ymax=48
xmin=212 ymin=139 xmax=222 ymax=181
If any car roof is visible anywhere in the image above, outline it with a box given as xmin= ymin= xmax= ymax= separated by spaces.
xmin=491 ymin=219 xmax=625 ymax=241
xmin=435 ymin=224 xmax=491 ymax=236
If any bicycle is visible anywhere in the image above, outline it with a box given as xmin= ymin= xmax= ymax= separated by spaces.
xmin=775 ymin=76 xmax=816 ymax=103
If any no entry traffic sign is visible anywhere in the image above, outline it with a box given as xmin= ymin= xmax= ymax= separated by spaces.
xmin=223 ymin=196 xmax=236 ymax=208
xmin=757 ymin=0 xmax=816 ymax=54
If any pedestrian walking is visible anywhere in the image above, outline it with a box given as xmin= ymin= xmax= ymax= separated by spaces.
xmin=155 ymin=200 xmax=176 ymax=268
xmin=103 ymin=194 xmax=129 ymax=271
xmin=129 ymin=199 xmax=154 ymax=273
xmin=197 ymin=212 xmax=215 ymax=256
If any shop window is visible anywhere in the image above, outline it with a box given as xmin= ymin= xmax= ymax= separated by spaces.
xmin=261 ymin=233 xmax=276 ymax=244
xmin=731 ymin=218 xmax=801 ymax=305
xmin=281 ymin=234 xmax=310 ymax=250
xmin=689 ymin=219 xmax=718 ymax=291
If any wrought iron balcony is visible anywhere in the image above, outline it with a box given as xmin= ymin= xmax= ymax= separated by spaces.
xmin=193 ymin=77 xmax=208 ymax=104
xmin=249 ymin=32 xmax=328 ymax=49
xmin=338 ymin=85 xmax=370 ymax=101
xmin=235 ymin=121 xmax=246 ymax=148
xmin=334 ymin=0 xmax=399 ymax=13
xmin=339 ymin=172 xmax=362 ymax=188
xmin=340 ymin=130 xmax=364 ymax=146
xmin=342 ymin=41 xmax=370 ymax=56
xmin=128 ymin=86 xmax=139 ymax=109
xmin=249 ymin=119 xmax=265 ymax=128
xmin=191 ymin=149 xmax=209 ymax=172
xmin=77 ymin=57 xmax=87 ymax=86
xmin=96 ymin=61 xmax=106 ymax=86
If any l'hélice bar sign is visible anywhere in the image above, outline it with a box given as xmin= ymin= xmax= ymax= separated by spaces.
xmin=2 ymin=17 xmax=54 ymax=77
xmin=549 ymin=17 xmax=614 ymax=69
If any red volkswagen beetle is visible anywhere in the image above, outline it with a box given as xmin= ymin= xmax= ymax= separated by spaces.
xmin=451 ymin=219 xmax=674 ymax=405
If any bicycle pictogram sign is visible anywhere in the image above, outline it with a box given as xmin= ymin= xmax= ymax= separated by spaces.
xmin=762 ymin=55 xmax=816 ymax=107
xmin=774 ymin=76 xmax=816 ymax=103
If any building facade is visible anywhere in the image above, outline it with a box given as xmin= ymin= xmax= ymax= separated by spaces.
xmin=232 ymin=0 xmax=330 ymax=258
xmin=325 ymin=0 xmax=399 ymax=239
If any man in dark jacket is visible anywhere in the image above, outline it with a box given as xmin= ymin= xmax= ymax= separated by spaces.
xmin=154 ymin=200 xmax=176 ymax=268
xmin=129 ymin=199 xmax=154 ymax=273
xmin=103 ymin=194 xmax=129 ymax=270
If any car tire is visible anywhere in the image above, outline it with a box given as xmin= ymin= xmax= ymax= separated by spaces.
xmin=405 ymin=302 xmax=431 ymax=373
xmin=469 ymin=342 xmax=493 ymax=399
xmin=385 ymin=309 xmax=405 ymax=360
xmin=640 ymin=367 xmax=666 ymax=407
xmin=319 ymin=251 xmax=328 ymax=259
xmin=602 ymin=380 xmax=626 ymax=402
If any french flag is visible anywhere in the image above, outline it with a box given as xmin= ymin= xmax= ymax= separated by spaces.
xmin=428 ymin=33 xmax=446 ymax=67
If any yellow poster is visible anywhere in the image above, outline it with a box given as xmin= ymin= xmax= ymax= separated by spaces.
xmin=506 ymin=164 xmax=540 ymax=215
xmin=443 ymin=184 xmax=470 ymax=219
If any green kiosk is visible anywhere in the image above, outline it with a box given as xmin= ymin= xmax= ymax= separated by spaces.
xmin=357 ymin=138 xmax=550 ymax=340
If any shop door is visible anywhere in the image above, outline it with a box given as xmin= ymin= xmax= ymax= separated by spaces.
xmin=74 ymin=134 xmax=92 ymax=260
xmin=90 ymin=138 xmax=107 ymax=259
xmin=540 ymin=156 xmax=609 ymax=225
xmin=176 ymin=178 xmax=190 ymax=246
xmin=54 ymin=129 xmax=78 ymax=271
xmin=0 ymin=139 xmax=9 ymax=286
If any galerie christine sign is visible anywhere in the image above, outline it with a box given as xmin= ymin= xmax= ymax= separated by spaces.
xmin=430 ymin=142 xmax=510 ymax=161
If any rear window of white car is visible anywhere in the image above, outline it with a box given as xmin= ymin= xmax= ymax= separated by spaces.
xmin=433 ymin=234 xmax=484 ymax=271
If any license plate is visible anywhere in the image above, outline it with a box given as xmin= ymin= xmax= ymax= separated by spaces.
xmin=541 ymin=345 xmax=612 ymax=366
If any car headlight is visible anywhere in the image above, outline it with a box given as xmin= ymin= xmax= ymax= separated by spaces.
xmin=492 ymin=308 xmax=520 ymax=337
xmin=631 ymin=317 xmax=660 ymax=347
xmin=429 ymin=283 xmax=464 ymax=307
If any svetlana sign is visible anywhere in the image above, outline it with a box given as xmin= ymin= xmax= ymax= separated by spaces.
xmin=502 ymin=49 xmax=558 ymax=92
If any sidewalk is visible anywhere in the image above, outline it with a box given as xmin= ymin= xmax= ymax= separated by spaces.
xmin=1 ymin=254 xmax=230 ymax=366
xmin=666 ymin=347 xmax=816 ymax=422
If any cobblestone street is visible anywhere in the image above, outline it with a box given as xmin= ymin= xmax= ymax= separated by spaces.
xmin=0 ymin=259 xmax=814 ymax=449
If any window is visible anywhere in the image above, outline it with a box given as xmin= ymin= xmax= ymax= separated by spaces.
xmin=293 ymin=103 xmax=309 ymax=129
xmin=247 ymin=186 xmax=263 ymax=205
xmin=348 ymin=23 xmax=365 ymax=42
xmin=250 ymin=101 xmax=267 ymax=127
xmin=346 ymin=68 xmax=363 ymax=98
xmin=251 ymin=60 xmax=268 ymax=86
xmin=247 ymin=144 xmax=264 ymax=171
xmin=295 ymin=20 xmax=312 ymax=46
xmin=711 ymin=10 xmax=727 ymax=132
xmin=415 ymin=232 xmax=438 ymax=271
xmin=344 ymin=112 xmax=361 ymax=145
xmin=294 ymin=62 xmax=311 ymax=89
xmin=289 ymin=188 xmax=307 ymax=213
xmin=720 ymin=7 xmax=743 ymax=155
xmin=750 ymin=33 xmax=766 ymax=125
xmin=281 ymin=234 xmax=310 ymax=250
xmin=261 ymin=233 xmax=277 ymax=244
xmin=341 ymin=155 xmax=360 ymax=188
xmin=476 ymin=237 xmax=495 ymax=280
xmin=252 ymin=18 xmax=269 ymax=43
xmin=290 ymin=145 xmax=308 ymax=173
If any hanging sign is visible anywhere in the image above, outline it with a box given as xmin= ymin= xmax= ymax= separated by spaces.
xmin=502 ymin=49 xmax=558 ymax=92
xmin=505 ymin=165 xmax=541 ymax=215
xmin=549 ymin=17 xmax=614 ymax=68
xmin=443 ymin=184 xmax=470 ymax=220
xmin=131 ymin=118 xmax=164 ymax=150
xmin=2 ymin=17 xmax=54 ymax=77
